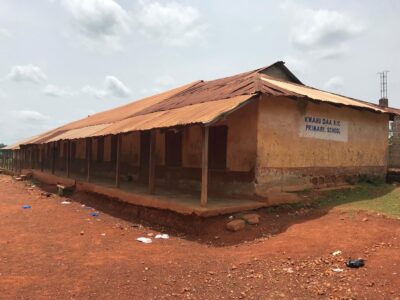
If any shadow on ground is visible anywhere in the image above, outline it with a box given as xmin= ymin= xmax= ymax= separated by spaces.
xmin=33 ymin=178 xmax=397 ymax=247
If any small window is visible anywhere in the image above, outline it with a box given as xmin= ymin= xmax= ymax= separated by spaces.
xmin=165 ymin=130 xmax=182 ymax=167
xmin=209 ymin=126 xmax=228 ymax=170
xmin=97 ymin=137 xmax=104 ymax=162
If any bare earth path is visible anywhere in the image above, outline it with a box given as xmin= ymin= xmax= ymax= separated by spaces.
xmin=0 ymin=174 xmax=399 ymax=299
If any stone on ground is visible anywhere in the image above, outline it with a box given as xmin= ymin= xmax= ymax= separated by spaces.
xmin=226 ymin=219 xmax=246 ymax=232
xmin=241 ymin=213 xmax=260 ymax=225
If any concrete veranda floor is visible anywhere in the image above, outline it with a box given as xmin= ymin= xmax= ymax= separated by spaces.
xmin=33 ymin=168 xmax=267 ymax=217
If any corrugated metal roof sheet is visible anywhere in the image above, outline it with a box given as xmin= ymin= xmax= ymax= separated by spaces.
xmin=39 ymin=95 xmax=256 ymax=142
xmin=9 ymin=61 xmax=400 ymax=148
xmin=132 ymin=68 xmax=300 ymax=116
xmin=2 ymin=134 xmax=42 ymax=150
xmin=261 ymin=76 xmax=393 ymax=114
xmin=94 ymin=94 xmax=255 ymax=136
xmin=46 ymin=123 xmax=112 ymax=142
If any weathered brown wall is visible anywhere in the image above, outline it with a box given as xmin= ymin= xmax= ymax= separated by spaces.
xmin=178 ymin=100 xmax=258 ymax=172
xmin=182 ymin=125 xmax=202 ymax=168
xmin=121 ymin=132 xmax=140 ymax=166
xmin=220 ymin=99 xmax=258 ymax=172
xmin=76 ymin=139 xmax=86 ymax=159
xmin=155 ymin=130 xmax=165 ymax=165
xmin=104 ymin=136 xmax=111 ymax=162
xmin=256 ymin=95 xmax=389 ymax=197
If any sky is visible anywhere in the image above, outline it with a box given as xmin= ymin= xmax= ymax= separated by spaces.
xmin=0 ymin=0 xmax=399 ymax=145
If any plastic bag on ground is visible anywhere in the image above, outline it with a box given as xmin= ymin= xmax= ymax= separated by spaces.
xmin=155 ymin=234 xmax=169 ymax=239
xmin=137 ymin=237 xmax=152 ymax=244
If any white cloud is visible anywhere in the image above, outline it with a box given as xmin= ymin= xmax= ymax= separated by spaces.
xmin=43 ymin=84 xmax=76 ymax=97
xmin=281 ymin=1 xmax=364 ymax=59
xmin=136 ymin=1 xmax=206 ymax=46
xmin=0 ymin=88 xmax=5 ymax=98
xmin=6 ymin=65 xmax=47 ymax=84
xmin=324 ymin=76 xmax=344 ymax=91
xmin=81 ymin=85 xmax=107 ymax=98
xmin=104 ymin=75 xmax=131 ymax=97
xmin=82 ymin=75 xmax=131 ymax=99
xmin=61 ymin=0 xmax=130 ymax=50
xmin=11 ymin=110 xmax=50 ymax=122
xmin=0 ymin=28 xmax=11 ymax=38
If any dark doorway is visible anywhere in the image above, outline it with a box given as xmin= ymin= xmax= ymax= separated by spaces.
xmin=139 ymin=131 xmax=150 ymax=182
xmin=111 ymin=135 xmax=118 ymax=163
xmin=97 ymin=137 xmax=104 ymax=162
xmin=165 ymin=130 xmax=182 ymax=167
xmin=209 ymin=126 xmax=228 ymax=170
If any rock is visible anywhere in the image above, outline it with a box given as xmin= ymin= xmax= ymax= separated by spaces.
xmin=241 ymin=213 xmax=260 ymax=225
xmin=366 ymin=281 xmax=375 ymax=287
xmin=362 ymin=217 xmax=368 ymax=222
xmin=226 ymin=219 xmax=246 ymax=232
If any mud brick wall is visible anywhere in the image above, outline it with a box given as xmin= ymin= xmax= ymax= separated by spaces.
xmin=256 ymin=95 xmax=389 ymax=197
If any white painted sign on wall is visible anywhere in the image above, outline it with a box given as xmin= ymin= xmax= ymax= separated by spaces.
xmin=299 ymin=116 xmax=348 ymax=142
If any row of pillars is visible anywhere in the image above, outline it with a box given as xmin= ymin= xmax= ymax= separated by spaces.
xmin=0 ymin=150 xmax=16 ymax=172
xmin=0 ymin=147 xmax=37 ymax=173
xmin=0 ymin=127 xmax=210 ymax=207
xmin=0 ymin=148 xmax=35 ymax=173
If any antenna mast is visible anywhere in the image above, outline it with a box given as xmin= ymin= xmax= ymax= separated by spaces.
xmin=378 ymin=70 xmax=389 ymax=99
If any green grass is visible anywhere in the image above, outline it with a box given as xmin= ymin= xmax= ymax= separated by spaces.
xmin=315 ymin=183 xmax=400 ymax=218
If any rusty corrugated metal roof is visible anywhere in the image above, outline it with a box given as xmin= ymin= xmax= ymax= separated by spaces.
xmin=11 ymin=61 xmax=400 ymax=148
xmin=260 ymin=76 xmax=396 ymax=114
xmin=2 ymin=134 xmax=42 ymax=150
xmin=43 ymin=95 xmax=255 ymax=141
xmin=46 ymin=124 xmax=112 ymax=142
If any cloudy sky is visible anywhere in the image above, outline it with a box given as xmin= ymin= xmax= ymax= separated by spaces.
xmin=0 ymin=0 xmax=399 ymax=145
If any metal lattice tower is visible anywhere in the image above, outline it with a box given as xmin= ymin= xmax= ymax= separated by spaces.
xmin=378 ymin=70 xmax=389 ymax=99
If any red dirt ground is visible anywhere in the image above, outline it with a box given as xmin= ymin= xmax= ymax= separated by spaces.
xmin=1 ymin=174 xmax=400 ymax=300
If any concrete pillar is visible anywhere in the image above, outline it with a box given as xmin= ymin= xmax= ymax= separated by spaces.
xmin=148 ymin=130 xmax=156 ymax=194
xmin=201 ymin=126 xmax=209 ymax=207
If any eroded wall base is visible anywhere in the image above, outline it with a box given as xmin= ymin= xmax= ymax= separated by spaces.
xmin=256 ymin=166 xmax=386 ymax=197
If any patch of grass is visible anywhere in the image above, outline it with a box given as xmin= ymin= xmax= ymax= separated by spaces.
xmin=315 ymin=183 xmax=400 ymax=218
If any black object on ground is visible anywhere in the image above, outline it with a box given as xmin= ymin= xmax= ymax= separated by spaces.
xmin=346 ymin=258 xmax=365 ymax=268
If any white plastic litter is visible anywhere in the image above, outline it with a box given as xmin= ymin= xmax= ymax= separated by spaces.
xmin=283 ymin=267 xmax=294 ymax=274
xmin=137 ymin=237 xmax=152 ymax=244
xmin=61 ymin=201 xmax=71 ymax=205
xmin=332 ymin=268 xmax=344 ymax=272
xmin=332 ymin=250 xmax=342 ymax=256
xmin=155 ymin=234 xmax=169 ymax=239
